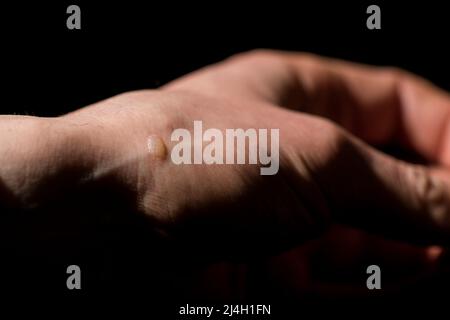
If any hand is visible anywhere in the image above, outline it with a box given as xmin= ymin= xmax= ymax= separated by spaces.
xmin=3 ymin=50 xmax=450 ymax=253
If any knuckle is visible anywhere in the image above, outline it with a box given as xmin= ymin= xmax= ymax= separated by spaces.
xmin=405 ymin=165 xmax=450 ymax=228
xmin=380 ymin=66 xmax=406 ymax=79
xmin=226 ymin=49 xmax=285 ymax=67
xmin=287 ymin=114 xmax=350 ymax=166
xmin=405 ymin=165 xmax=434 ymax=203
xmin=378 ymin=66 xmax=414 ymax=87
xmin=313 ymin=117 xmax=348 ymax=152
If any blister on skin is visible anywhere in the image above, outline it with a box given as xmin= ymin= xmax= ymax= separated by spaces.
xmin=147 ymin=135 xmax=167 ymax=160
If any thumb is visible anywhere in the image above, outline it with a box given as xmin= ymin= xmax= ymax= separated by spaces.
xmin=315 ymin=134 xmax=450 ymax=244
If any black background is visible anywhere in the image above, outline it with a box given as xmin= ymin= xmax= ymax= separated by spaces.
xmin=0 ymin=0 xmax=449 ymax=316
xmin=2 ymin=1 xmax=449 ymax=115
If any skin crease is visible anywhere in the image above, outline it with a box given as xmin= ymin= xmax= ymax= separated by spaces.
xmin=2 ymin=50 xmax=450 ymax=299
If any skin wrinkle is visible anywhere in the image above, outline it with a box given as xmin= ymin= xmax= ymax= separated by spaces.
xmin=279 ymin=153 xmax=330 ymax=234
xmin=139 ymin=139 xmax=173 ymax=224
xmin=140 ymin=137 xmax=172 ymax=223
xmin=393 ymin=162 xmax=450 ymax=234
xmin=424 ymin=173 xmax=450 ymax=229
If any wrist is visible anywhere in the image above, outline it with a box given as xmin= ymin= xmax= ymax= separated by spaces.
xmin=0 ymin=115 xmax=94 ymax=208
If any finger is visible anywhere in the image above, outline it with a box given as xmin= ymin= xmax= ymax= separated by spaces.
xmin=312 ymin=225 xmax=442 ymax=277
xmin=311 ymin=122 xmax=450 ymax=243
xmin=165 ymin=50 xmax=450 ymax=165
xmin=178 ymin=50 xmax=450 ymax=166
xmin=307 ymin=236 xmax=443 ymax=296
xmin=279 ymin=51 xmax=450 ymax=166
xmin=264 ymin=225 xmax=443 ymax=298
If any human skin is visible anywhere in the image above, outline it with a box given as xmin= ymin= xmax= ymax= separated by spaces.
xmin=1 ymin=50 xmax=450 ymax=296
